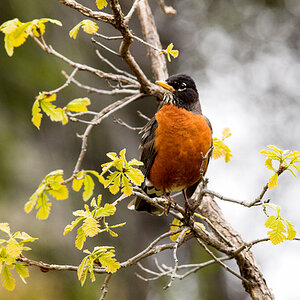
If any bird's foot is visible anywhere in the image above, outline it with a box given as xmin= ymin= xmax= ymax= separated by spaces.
xmin=163 ymin=195 xmax=176 ymax=215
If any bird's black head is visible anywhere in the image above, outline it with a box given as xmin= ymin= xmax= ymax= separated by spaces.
xmin=156 ymin=74 xmax=201 ymax=112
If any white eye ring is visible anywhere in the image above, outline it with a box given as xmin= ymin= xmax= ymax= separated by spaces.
xmin=178 ymin=82 xmax=187 ymax=91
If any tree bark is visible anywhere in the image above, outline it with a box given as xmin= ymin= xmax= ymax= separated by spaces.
xmin=199 ymin=195 xmax=274 ymax=299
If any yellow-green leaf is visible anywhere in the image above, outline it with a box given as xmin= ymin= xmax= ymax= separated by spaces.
xmin=82 ymin=217 xmax=100 ymax=237
xmin=0 ymin=223 xmax=10 ymax=235
xmin=99 ymin=252 xmax=120 ymax=273
xmin=0 ymin=19 xmax=22 ymax=34
xmin=36 ymin=193 xmax=51 ymax=220
xmin=264 ymin=203 xmax=281 ymax=215
xmin=32 ymin=99 xmax=43 ymax=129
xmin=66 ymin=97 xmax=91 ymax=112
xmin=268 ymin=173 xmax=278 ymax=190
xmin=121 ymin=176 xmax=132 ymax=196
xmin=6 ymin=238 xmax=22 ymax=259
xmin=72 ymin=172 xmax=84 ymax=192
xmin=96 ymin=0 xmax=108 ymax=10
xmin=213 ymin=138 xmax=232 ymax=162
xmin=15 ymin=263 xmax=29 ymax=283
xmin=265 ymin=216 xmax=286 ymax=245
xmin=222 ymin=128 xmax=232 ymax=140
xmin=265 ymin=157 xmax=275 ymax=171
xmin=48 ymin=183 xmax=69 ymax=200
xmin=284 ymin=219 xmax=297 ymax=240
xmin=75 ymin=227 xmax=86 ymax=250
xmin=69 ymin=20 xmax=98 ymax=40
xmin=2 ymin=264 xmax=15 ymax=291
xmin=125 ymin=168 xmax=144 ymax=186
xmin=95 ymin=204 xmax=116 ymax=218
xmin=83 ymin=175 xmax=95 ymax=201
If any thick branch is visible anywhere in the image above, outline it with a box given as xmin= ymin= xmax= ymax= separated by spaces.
xmin=59 ymin=0 xmax=114 ymax=24
xmin=136 ymin=0 xmax=168 ymax=81
xmin=198 ymin=195 xmax=275 ymax=299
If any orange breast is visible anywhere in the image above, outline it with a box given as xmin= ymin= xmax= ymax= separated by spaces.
xmin=149 ymin=104 xmax=212 ymax=193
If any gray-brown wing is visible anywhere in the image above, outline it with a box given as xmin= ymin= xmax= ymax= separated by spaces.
xmin=139 ymin=116 xmax=158 ymax=178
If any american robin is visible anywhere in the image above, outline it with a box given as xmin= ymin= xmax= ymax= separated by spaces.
xmin=129 ymin=74 xmax=213 ymax=215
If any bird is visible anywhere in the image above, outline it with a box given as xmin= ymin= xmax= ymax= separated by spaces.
xmin=129 ymin=74 xmax=213 ymax=215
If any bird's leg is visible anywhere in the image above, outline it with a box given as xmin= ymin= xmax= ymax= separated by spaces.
xmin=183 ymin=189 xmax=191 ymax=221
xmin=163 ymin=192 xmax=175 ymax=214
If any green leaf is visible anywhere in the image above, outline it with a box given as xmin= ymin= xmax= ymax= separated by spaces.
xmin=98 ymin=251 xmax=120 ymax=273
xmin=96 ymin=0 xmax=108 ymax=10
xmin=77 ymin=256 xmax=89 ymax=286
xmin=82 ymin=217 xmax=100 ymax=237
xmin=159 ymin=43 xmax=179 ymax=62
xmin=86 ymin=170 xmax=105 ymax=185
xmin=15 ymin=263 xmax=29 ymax=284
xmin=6 ymin=238 xmax=22 ymax=259
xmin=213 ymin=138 xmax=232 ymax=162
xmin=265 ymin=216 xmax=286 ymax=245
xmin=222 ymin=128 xmax=232 ymax=140
xmin=268 ymin=173 xmax=278 ymax=190
xmin=63 ymin=217 xmax=85 ymax=235
xmin=66 ymin=97 xmax=91 ymax=112
xmin=268 ymin=145 xmax=284 ymax=155
xmin=32 ymin=99 xmax=43 ymax=129
xmin=2 ymin=264 xmax=15 ymax=291
xmin=121 ymin=176 xmax=132 ymax=196
xmin=284 ymin=219 xmax=297 ymax=240
xmin=40 ymin=96 xmax=63 ymax=122
xmin=125 ymin=168 xmax=144 ymax=186
xmin=94 ymin=204 xmax=116 ymax=218
xmin=265 ymin=157 xmax=275 ymax=171
xmin=0 ymin=223 xmax=10 ymax=235
xmin=83 ymin=175 xmax=95 ymax=201
xmin=72 ymin=171 xmax=84 ymax=191
xmin=108 ymin=174 xmax=120 ymax=195
xmin=75 ymin=227 xmax=86 ymax=250
xmin=36 ymin=193 xmax=52 ymax=220
xmin=69 ymin=20 xmax=98 ymax=39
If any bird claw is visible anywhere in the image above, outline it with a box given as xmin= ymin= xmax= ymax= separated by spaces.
xmin=163 ymin=195 xmax=176 ymax=215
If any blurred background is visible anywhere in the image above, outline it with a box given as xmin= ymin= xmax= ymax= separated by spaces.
xmin=1 ymin=0 xmax=300 ymax=299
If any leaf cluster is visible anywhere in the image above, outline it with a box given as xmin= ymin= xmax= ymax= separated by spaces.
xmin=78 ymin=246 xmax=120 ymax=286
xmin=64 ymin=195 xmax=125 ymax=250
xmin=264 ymin=204 xmax=296 ymax=245
xmin=24 ymin=170 xmax=68 ymax=220
xmin=213 ymin=128 xmax=232 ymax=162
xmin=32 ymin=93 xmax=91 ymax=129
xmin=159 ymin=43 xmax=179 ymax=62
xmin=260 ymin=145 xmax=300 ymax=189
xmin=69 ymin=20 xmax=99 ymax=40
xmin=101 ymin=149 xmax=144 ymax=196
xmin=0 ymin=18 xmax=61 ymax=56
xmin=0 ymin=224 xmax=37 ymax=291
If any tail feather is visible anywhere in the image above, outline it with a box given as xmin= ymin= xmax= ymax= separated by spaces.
xmin=128 ymin=180 xmax=164 ymax=216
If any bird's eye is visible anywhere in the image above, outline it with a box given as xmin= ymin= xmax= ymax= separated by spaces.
xmin=178 ymin=82 xmax=187 ymax=91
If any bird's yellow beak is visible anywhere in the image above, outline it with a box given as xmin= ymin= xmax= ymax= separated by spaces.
xmin=155 ymin=80 xmax=175 ymax=92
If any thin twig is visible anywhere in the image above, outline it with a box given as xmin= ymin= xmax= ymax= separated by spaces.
xmin=59 ymin=0 xmax=114 ymax=23
xmin=137 ymin=110 xmax=150 ymax=121
xmin=92 ymin=38 xmax=121 ymax=56
xmin=99 ymin=274 xmax=112 ymax=300
xmin=196 ymin=238 xmax=251 ymax=285
xmin=94 ymin=32 xmax=123 ymax=40
xmin=113 ymin=116 xmax=143 ymax=131
xmin=95 ymin=50 xmax=136 ymax=80
xmin=132 ymin=35 xmax=161 ymax=52
xmin=157 ymin=0 xmax=177 ymax=15
xmin=43 ymin=68 xmax=79 ymax=96
xmin=125 ymin=0 xmax=141 ymax=23
xmin=62 ymin=70 xmax=138 ymax=95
